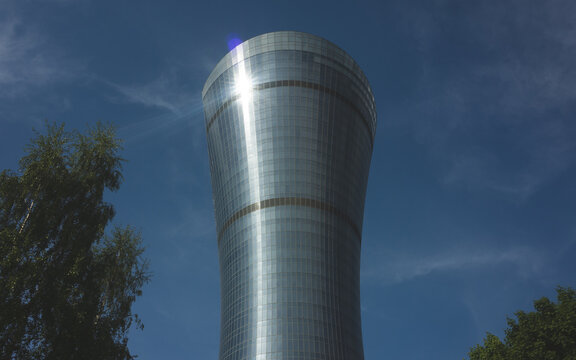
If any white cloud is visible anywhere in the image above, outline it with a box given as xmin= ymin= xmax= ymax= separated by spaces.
xmin=363 ymin=246 xmax=544 ymax=285
xmin=110 ymin=80 xmax=184 ymax=115
xmin=109 ymin=95 xmax=205 ymax=147
xmin=440 ymin=130 xmax=574 ymax=199
xmin=107 ymin=69 xmax=202 ymax=115
xmin=107 ymin=69 xmax=208 ymax=145
xmin=401 ymin=0 xmax=576 ymax=198
xmin=0 ymin=17 xmax=75 ymax=99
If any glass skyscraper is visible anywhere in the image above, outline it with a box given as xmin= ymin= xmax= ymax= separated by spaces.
xmin=202 ymin=31 xmax=376 ymax=360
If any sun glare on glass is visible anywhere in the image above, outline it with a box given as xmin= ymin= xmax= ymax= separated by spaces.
xmin=236 ymin=72 xmax=253 ymax=101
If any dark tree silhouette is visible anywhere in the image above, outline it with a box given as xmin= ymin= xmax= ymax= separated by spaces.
xmin=467 ymin=286 xmax=576 ymax=360
xmin=0 ymin=123 xmax=150 ymax=359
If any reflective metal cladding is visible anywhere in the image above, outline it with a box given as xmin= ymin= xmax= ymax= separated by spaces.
xmin=202 ymin=31 xmax=376 ymax=360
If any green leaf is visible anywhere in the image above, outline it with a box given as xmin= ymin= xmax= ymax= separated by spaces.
xmin=0 ymin=122 xmax=150 ymax=360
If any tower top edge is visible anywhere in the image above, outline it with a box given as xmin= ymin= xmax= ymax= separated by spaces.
xmin=201 ymin=31 xmax=373 ymax=99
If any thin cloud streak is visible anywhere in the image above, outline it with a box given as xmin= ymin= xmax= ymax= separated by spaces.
xmin=398 ymin=0 xmax=576 ymax=199
xmin=105 ymin=70 xmax=208 ymax=147
xmin=113 ymin=98 xmax=204 ymax=144
xmin=106 ymin=70 xmax=201 ymax=116
xmin=0 ymin=17 xmax=77 ymax=98
xmin=0 ymin=11 xmax=84 ymax=124
xmin=363 ymin=246 xmax=544 ymax=285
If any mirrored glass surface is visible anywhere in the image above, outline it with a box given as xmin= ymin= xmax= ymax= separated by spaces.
xmin=203 ymin=31 xmax=376 ymax=360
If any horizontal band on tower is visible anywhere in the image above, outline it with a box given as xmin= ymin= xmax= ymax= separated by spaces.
xmin=205 ymin=80 xmax=374 ymax=147
xmin=217 ymin=196 xmax=362 ymax=242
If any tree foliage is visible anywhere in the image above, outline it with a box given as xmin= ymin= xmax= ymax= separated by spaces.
xmin=467 ymin=286 xmax=576 ymax=360
xmin=0 ymin=123 xmax=150 ymax=359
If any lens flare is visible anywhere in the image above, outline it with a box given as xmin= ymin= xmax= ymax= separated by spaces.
xmin=226 ymin=33 xmax=242 ymax=51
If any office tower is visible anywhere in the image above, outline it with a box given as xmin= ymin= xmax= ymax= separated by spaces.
xmin=202 ymin=31 xmax=376 ymax=360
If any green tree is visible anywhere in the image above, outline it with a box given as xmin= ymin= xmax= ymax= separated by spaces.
xmin=467 ymin=286 xmax=576 ymax=360
xmin=0 ymin=123 xmax=150 ymax=359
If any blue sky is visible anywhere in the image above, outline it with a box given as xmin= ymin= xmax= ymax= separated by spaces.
xmin=1 ymin=0 xmax=576 ymax=359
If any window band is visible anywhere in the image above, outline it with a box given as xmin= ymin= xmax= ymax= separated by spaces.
xmin=217 ymin=196 xmax=362 ymax=243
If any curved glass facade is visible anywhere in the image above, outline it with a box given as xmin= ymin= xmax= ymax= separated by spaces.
xmin=202 ymin=31 xmax=376 ymax=360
